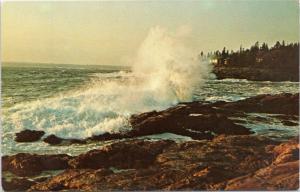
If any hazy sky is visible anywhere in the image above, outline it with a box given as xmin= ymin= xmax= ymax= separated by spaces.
xmin=2 ymin=0 xmax=299 ymax=65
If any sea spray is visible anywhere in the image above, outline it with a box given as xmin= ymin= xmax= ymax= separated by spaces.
xmin=133 ymin=26 xmax=210 ymax=103
xmin=3 ymin=26 xmax=211 ymax=139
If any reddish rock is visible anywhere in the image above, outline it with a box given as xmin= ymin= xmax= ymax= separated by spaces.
xmin=271 ymin=137 xmax=299 ymax=164
xmin=224 ymin=137 xmax=299 ymax=190
xmin=15 ymin=129 xmax=45 ymax=142
xmin=225 ymin=160 xmax=299 ymax=190
xmin=2 ymin=153 xmax=71 ymax=177
xmin=28 ymin=135 xmax=300 ymax=191
xmin=29 ymin=169 xmax=113 ymax=191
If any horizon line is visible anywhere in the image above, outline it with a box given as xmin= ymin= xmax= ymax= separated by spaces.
xmin=2 ymin=61 xmax=131 ymax=68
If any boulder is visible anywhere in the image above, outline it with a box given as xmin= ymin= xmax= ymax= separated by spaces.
xmin=68 ymin=140 xmax=174 ymax=169
xmin=15 ymin=130 xmax=45 ymax=142
xmin=43 ymin=135 xmax=63 ymax=145
xmin=2 ymin=153 xmax=72 ymax=177
xmin=281 ymin=120 xmax=298 ymax=126
xmin=43 ymin=134 xmax=87 ymax=145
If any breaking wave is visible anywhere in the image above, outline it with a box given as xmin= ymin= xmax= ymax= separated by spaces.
xmin=3 ymin=26 xmax=210 ymax=139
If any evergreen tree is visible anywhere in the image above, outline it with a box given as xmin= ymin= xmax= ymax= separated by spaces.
xmin=274 ymin=41 xmax=281 ymax=49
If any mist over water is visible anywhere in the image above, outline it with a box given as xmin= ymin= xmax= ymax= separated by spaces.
xmin=132 ymin=26 xmax=210 ymax=103
xmin=3 ymin=26 xmax=210 ymax=139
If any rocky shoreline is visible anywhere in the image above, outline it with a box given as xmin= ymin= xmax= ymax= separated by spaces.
xmin=2 ymin=93 xmax=299 ymax=191
xmin=213 ymin=66 xmax=299 ymax=82
xmin=2 ymin=136 xmax=299 ymax=191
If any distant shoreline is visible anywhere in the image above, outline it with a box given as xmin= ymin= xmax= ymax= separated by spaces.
xmin=213 ymin=66 xmax=299 ymax=82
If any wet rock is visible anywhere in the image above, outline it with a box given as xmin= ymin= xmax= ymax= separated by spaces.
xmin=129 ymin=109 xmax=252 ymax=139
xmin=89 ymin=132 xmax=129 ymax=141
xmin=43 ymin=134 xmax=63 ymax=145
xmin=2 ymin=177 xmax=36 ymax=191
xmin=125 ymin=93 xmax=298 ymax=140
xmin=68 ymin=140 xmax=174 ymax=169
xmin=2 ymin=153 xmax=72 ymax=177
xmin=273 ymin=114 xmax=299 ymax=121
xmin=69 ymin=138 xmax=87 ymax=144
xmin=281 ymin=120 xmax=298 ymax=126
xmin=15 ymin=129 xmax=45 ymax=142
xmin=221 ymin=93 xmax=299 ymax=115
xmin=88 ymin=99 xmax=256 ymax=142
xmin=43 ymin=134 xmax=87 ymax=145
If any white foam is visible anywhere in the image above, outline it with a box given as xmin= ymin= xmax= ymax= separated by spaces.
xmin=2 ymin=26 xmax=211 ymax=139
xmin=189 ymin=113 xmax=203 ymax=117
xmin=139 ymin=133 xmax=193 ymax=142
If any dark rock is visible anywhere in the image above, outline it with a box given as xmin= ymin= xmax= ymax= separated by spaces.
xmin=2 ymin=153 xmax=71 ymax=177
xmin=273 ymin=114 xmax=299 ymax=121
xmin=15 ymin=129 xmax=45 ymax=142
xmin=89 ymin=132 xmax=128 ymax=141
xmin=281 ymin=120 xmax=298 ymax=126
xmin=220 ymin=93 xmax=299 ymax=115
xmin=69 ymin=139 xmax=87 ymax=144
xmin=43 ymin=135 xmax=63 ymax=145
xmin=2 ymin=177 xmax=36 ymax=191
xmin=2 ymin=154 xmax=43 ymax=176
xmin=68 ymin=140 xmax=174 ymax=169
xmin=43 ymin=134 xmax=87 ymax=145
xmin=213 ymin=66 xmax=299 ymax=82
xmin=128 ymin=108 xmax=252 ymax=139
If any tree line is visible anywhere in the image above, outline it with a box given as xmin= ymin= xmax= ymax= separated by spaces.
xmin=200 ymin=41 xmax=299 ymax=72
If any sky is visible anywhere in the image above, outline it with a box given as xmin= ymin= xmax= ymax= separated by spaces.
xmin=2 ymin=0 xmax=299 ymax=66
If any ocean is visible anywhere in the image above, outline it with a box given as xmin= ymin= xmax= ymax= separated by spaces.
xmin=2 ymin=63 xmax=299 ymax=155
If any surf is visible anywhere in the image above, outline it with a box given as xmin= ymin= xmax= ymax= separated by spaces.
xmin=2 ymin=26 xmax=210 ymax=139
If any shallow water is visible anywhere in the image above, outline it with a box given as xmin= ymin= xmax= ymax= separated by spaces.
xmin=2 ymin=64 xmax=299 ymax=155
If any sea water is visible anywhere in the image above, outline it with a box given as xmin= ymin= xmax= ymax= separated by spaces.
xmin=2 ymin=63 xmax=299 ymax=155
